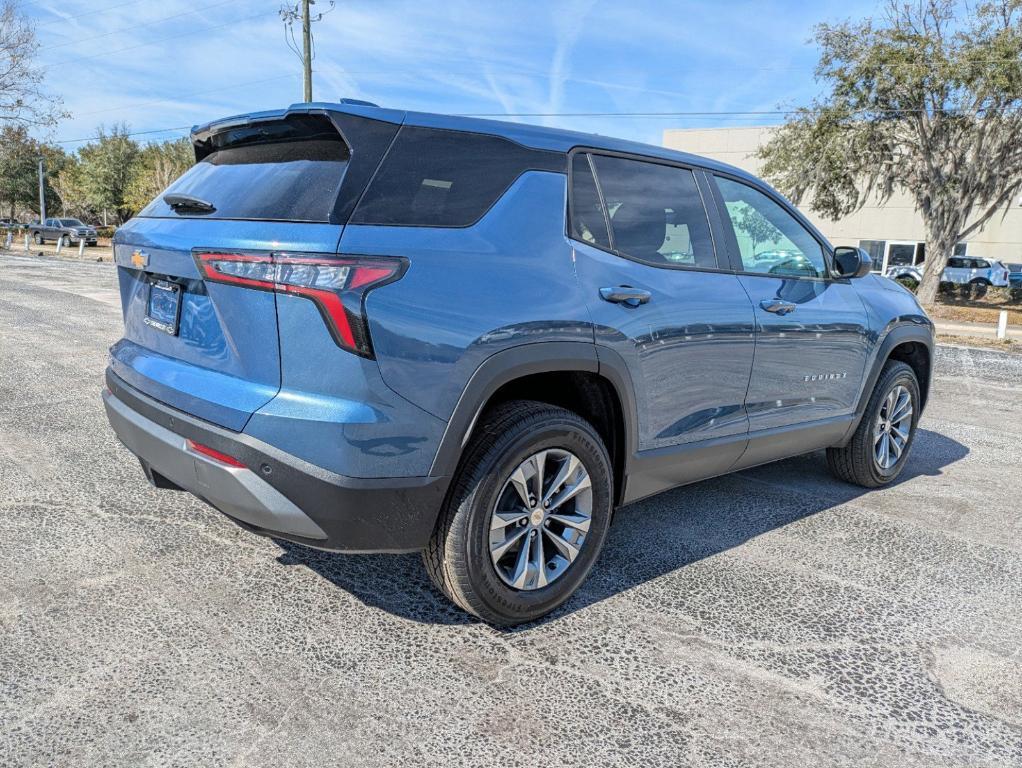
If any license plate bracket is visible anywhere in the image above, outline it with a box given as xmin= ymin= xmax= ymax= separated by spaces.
xmin=144 ymin=279 xmax=182 ymax=336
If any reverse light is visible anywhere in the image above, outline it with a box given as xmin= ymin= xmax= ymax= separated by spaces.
xmin=186 ymin=439 xmax=246 ymax=468
xmin=194 ymin=251 xmax=406 ymax=357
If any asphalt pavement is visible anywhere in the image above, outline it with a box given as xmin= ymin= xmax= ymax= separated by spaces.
xmin=1 ymin=253 xmax=1020 ymax=767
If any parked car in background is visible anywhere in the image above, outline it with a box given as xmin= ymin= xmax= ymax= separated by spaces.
xmin=887 ymin=256 xmax=1011 ymax=288
xmin=1008 ymin=263 xmax=1022 ymax=288
xmin=0 ymin=218 xmax=17 ymax=228
xmin=102 ymin=101 xmax=934 ymax=625
xmin=30 ymin=218 xmax=99 ymax=246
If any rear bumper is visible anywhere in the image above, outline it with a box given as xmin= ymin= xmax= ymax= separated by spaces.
xmin=103 ymin=370 xmax=449 ymax=553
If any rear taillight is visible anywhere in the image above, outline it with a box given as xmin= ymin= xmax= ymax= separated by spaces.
xmin=194 ymin=251 xmax=406 ymax=357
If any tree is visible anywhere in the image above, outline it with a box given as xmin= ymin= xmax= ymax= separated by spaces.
xmin=124 ymin=138 xmax=194 ymax=214
xmin=0 ymin=124 xmax=64 ymax=218
xmin=733 ymin=203 xmax=779 ymax=252
xmin=758 ymin=0 xmax=1022 ymax=307
xmin=50 ymin=155 xmax=95 ymax=220
xmin=1 ymin=0 xmax=62 ymax=126
xmin=76 ymin=125 xmax=140 ymax=224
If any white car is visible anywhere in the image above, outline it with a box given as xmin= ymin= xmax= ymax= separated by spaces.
xmin=887 ymin=256 xmax=1011 ymax=287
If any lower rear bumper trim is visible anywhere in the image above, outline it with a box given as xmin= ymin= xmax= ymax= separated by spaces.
xmin=103 ymin=369 xmax=451 ymax=553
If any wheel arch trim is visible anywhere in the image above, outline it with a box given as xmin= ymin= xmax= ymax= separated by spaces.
xmin=428 ymin=342 xmax=640 ymax=485
xmin=844 ymin=320 xmax=934 ymax=443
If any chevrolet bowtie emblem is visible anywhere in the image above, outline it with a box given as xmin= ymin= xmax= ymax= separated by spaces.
xmin=131 ymin=250 xmax=149 ymax=269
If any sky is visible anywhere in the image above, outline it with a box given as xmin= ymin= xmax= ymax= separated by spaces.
xmin=25 ymin=0 xmax=886 ymax=151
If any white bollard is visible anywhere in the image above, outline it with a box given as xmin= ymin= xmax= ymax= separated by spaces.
xmin=78 ymin=239 xmax=85 ymax=257
xmin=55 ymin=237 xmax=62 ymax=255
xmin=4 ymin=232 xmax=11 ymax=250
xmin=996 ymin=310 xmax=1009 ymax=340
xmin=24 ymin=234 xmax=29 ymax=253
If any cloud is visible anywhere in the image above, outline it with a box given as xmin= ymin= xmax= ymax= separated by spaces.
xmin=29 ymin=0 xmax=885 ymax=148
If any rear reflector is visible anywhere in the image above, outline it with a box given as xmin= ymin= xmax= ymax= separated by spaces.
xmin=194 ymin=251 xmax=406 ymax=357
xmin=186 ymin=439 xmax=247 ymax=468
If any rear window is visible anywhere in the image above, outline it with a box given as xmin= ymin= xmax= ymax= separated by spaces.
xmin=350 ymin=126 xmax=565 ymax=227
xmin=139 ymin=116 xmax=350 ymax=222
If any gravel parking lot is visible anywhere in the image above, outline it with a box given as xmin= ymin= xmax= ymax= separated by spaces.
xmin=2 ymin=253 xmax=1020 ymax=767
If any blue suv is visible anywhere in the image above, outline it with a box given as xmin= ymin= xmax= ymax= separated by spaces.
xmin=103 ymin=102 xmax=934 ymax=625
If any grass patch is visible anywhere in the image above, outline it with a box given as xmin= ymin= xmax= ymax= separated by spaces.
xmin=937 ymin=334 xmax=1020 ymax=353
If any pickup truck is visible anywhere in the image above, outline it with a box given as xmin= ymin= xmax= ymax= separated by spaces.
xmin=30 ymin=218 xmax=98 ymax=247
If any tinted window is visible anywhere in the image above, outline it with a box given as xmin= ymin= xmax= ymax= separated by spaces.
xmin=973 ymin=259 xmax=990 ymax=269
xmin=569 ymin=154 xmax=610 ymax=249
xmin=591 ymin=155 xmax=715 ymax=268
xmin=888 ymin=244 xmax=917 ymax=267
xmin=715 ymin=176 xmax=826 ymax=278
xmin=351 ymin=126 xmax=564 ymax=227
xmin=947 ymin=258 xmax=966 ymax=269
xmin=140 ymin=116 xmax=349 ymax=222
xmin=60 ymin=219 xmax=84 ymax=227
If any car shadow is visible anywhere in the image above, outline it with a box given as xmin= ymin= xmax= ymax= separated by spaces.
xmin=273 ymin=428 xmax=968 ymax=629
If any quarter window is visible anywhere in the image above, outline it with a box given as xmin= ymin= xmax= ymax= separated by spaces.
xmin=589 ymin=155 xmax=716 ymax=269
xmin=714 ymin=176 xmax=827 ymax=278
xmin=351 ymin=126 xmax=564 ymax=227
xmin=569 ymin=154 xmax=610 ymax=249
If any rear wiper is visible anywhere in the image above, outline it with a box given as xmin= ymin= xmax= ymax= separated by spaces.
xmin=164 ymin=193 xmax=215 ymax=213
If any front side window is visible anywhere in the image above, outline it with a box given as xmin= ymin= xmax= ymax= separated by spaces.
xmin=590 ymin=155 xmax=716 ymax=268
xmin=714 ymin=176 xmax=827 ymax=278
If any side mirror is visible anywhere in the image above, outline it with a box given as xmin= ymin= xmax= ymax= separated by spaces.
xmin=832 ymin=246 xmax=872 ymax=279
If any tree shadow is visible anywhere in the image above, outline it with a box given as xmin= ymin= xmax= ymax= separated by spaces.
xmin=273 ymin=428 xmax=968 ymax=629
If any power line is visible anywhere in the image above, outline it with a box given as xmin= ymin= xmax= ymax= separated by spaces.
xmin=53 ymin=126 xmax=192 ymax=146
xmin=72 ymin=74 xmax=297 ymax=118
xmin=38 ymin=0 xmax=243 ymax=52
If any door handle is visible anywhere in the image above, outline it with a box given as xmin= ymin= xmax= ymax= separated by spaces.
xmin=759 ymin=298 xmax=797 ymax=315
xmin=600 ymin=286 xmax=651 ymax=306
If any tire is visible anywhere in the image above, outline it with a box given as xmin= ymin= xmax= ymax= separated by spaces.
xmin=33 ymin=232 xmax=43 ymax=244
xmin=827 ymin=360 xmax=920 ymax=488
xmin=60 ymin=234 xmax=70 ymax=247
xmin=968 ymin=277 xmax=990 ymax=298
xmin=423 ymin=400 xmax=613 ymax=626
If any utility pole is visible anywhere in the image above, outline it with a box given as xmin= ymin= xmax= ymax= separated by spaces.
xmin=302 ymin=0 xmax=313 ymax=102
xmin=37 ymin=158 xmax=46 ymax=222
xmin=280 ymin=1 xmax=333 ymax=103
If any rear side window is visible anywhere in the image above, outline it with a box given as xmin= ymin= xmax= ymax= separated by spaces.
xmin=350 ymin=126 xmax=565 ymax=227
xmin=140 ymin=115 xmax=349 ymax=222
xmin=590 ymin=154 xmax=716 ymax=269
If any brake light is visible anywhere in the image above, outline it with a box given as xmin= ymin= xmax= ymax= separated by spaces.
xmin=194 ymin=251 xmax=406 ymax=357
xmin=186 ymin=439 xmax=246 ymax=468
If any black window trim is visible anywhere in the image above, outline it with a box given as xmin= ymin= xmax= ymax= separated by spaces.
xmin=565 ymin=146 xmax=730 ymax=275
xmin=707 ymin=170 xmax=841 ymax=283
xmin=349 ymin=124 xmax=567 ymax=229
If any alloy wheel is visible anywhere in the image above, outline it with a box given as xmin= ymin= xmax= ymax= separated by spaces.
xmin=873 ymin=384 xmax=913 ymax=470
xmin=488 ymin=448 xmax=593 ymax=591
